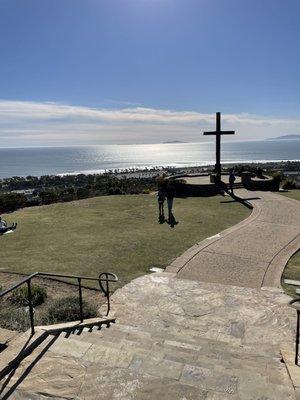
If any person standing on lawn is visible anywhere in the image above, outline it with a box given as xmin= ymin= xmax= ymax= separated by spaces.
xmin=157 ymin=187 xmax=166 ymax=222
xmin=166 ymin=181 xmax=176 ymax=222
xmin=156 ymin=176 xmax=167 ymax=223
xmin=229 ymin=168 xmax=236 ymax=194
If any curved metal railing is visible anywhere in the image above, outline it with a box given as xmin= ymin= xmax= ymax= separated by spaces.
xmin=0 ymin=271 xmax=118 ymax=335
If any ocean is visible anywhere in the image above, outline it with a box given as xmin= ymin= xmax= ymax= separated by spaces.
xmin=0 ymin=140 xmax=299 ymax=178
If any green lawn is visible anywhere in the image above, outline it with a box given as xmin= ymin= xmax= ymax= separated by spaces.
xmin=1 ymin=194 xmax=250 ymax=289
xmin=280 ymin=190 xmax=300 ymax=297
xmin=280 ymin=190 xmax=300 ymax=201
xmin=282 ymin=250 xmax=300 ymax=298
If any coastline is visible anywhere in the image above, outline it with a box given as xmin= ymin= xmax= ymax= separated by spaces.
xmin=0 ymin=160 xmax=299 ymax=180
xmin=57 ymin=160 xmax=300 ymax=180
xmin=59 ymin=159 xmax=300 ymax=177
xmin=0 ymin=140 xmax=300 ymax=179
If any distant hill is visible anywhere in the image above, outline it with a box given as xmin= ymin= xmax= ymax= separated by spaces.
xmin=266 ymin=134 xmax=300 ymax=140
xmin=162 ymin=140 xmax=186 ymax=144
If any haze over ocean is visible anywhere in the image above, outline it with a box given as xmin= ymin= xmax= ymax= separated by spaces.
xmin=0 ymin=140 xmax=299 ymax=178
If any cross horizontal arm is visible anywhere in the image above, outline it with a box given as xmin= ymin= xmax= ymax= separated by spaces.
xmin=203 ymin=131 xmax=235 ymax=135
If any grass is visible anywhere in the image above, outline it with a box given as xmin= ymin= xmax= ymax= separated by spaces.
xmin=279 ymin=190 xmax=299 ymax=297
xmin=279 ymin=190 xmax=300 ymax=201
xmin=282 ymin=250 xmax=300 ymax=298
xmin=0 ymin=194 xmax=250 ymax=289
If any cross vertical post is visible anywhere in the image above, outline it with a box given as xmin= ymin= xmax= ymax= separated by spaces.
xmin=216 ymin=112 xmax=221 ymax=175
xmin=203 ymin=112 xmax=235 ymax=178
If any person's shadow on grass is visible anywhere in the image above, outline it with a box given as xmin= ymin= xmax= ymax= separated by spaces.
xmin=167 ymin=212 xmax=179 ymax=228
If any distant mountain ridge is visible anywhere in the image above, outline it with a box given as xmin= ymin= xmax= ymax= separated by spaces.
xmin=162 ymin=140 xmax=186 ymax=144
xmin=266 ymin=134 xmax=300 ymax=140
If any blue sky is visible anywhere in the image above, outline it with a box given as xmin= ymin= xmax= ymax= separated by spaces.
xmin=0 ymin=0 xmax=300 ymax=146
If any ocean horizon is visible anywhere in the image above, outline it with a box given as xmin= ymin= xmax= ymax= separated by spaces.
xmin=0 ymin=139 xmax=299 ymax=178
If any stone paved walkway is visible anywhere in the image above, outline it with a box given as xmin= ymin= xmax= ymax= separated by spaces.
xmin=0 ymin=274 xmax=297 ymax=399
xmin=168 ymin=190 xmax=300 ymax=288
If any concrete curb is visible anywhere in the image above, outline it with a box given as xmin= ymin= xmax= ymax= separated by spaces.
xmin=262 ymin=233 xmax=300 ymax=288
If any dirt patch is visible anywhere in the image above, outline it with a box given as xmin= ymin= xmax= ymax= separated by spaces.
xmin=0 ymin=272 xmax=107 ymax=331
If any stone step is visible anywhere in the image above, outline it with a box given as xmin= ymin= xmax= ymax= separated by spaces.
xmin=44 ymin=334 xmax=295 ymax=398
xmin=0 ymin=328 xmax=19 ymax=353
xmin=71 ymin=321 xmax=282 ymax=362
xmin=0 ymin=269 xmax=297 ymax=399
xmin=75 ymin=339 xmax=281 ymax=374
xmin=0 ymin=331 xmax=56 ymax=383
xmin=0 ymin=317 xmax=115 ymax=382
xmin=0 ymin=333 xmax=63 ymax=399
xmin=53 ymin=332 xmax=281 ymax=372
xmin=65 ymin=323 xmax=282 ymax=371
xmin=0 ymin=330 xmax=295 ymax=400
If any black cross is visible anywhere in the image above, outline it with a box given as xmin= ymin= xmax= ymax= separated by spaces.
xmin=203 ymin=112 xmax=235 ymax=176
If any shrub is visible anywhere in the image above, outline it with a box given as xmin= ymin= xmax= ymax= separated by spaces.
xmin=0 ymin=192 xmax=27 ymax=213
xmin=282 ymin=179 xmax=296 ymax=190
xmin=270 ymin=172 xmax=282 ymax=190
xmin=10 ymin=284 xmax=47 ymax=307
xmin=44 ymin=296 xmax=97 ymax=324
xmin=108 ymin=187 xmax=123 ymax=195
xmin=39 ymin=190 xmax=59 ymax=205
xmin=77 ymin=187 xmax=91 ymax=199
xmin=59 ymin=188 xmax=76 ymax=202
xmin=25 ymin=197 xmax=41 ymax=207
xmin=0 ymin=307 xmax=31 ymax=331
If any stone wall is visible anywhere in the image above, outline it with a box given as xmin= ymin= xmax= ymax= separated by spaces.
xmin=173 ymin=180 xmax=219 ymax=197
xmin=241 ymin=172 xmax=280 ymax=191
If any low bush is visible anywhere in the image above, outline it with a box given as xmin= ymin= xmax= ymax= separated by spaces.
xmin=282 ymin=179 xmax=296 ymax=190
xmin=44 ymin=295 xmax=97 ymax=324
xmin=269 ymin=172 xmax=282 ymax=190
xmin=0 ymin=192 xmax=27 ymax=213
xmin=0 ymin=307 xmax=31 ymax=331
xmin=108 ymin=187 xmax=124 ymax=195
xmin=10 ymin=284 xmax=47 ymax=307
xmin=25 ymin=197 xmax=41 ymax=207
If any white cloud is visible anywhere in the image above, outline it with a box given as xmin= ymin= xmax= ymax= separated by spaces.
xmin=0 ymin=100 xmax=299 ymax=146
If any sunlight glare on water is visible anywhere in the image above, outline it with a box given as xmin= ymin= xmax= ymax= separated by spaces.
xmin=0 ymin=140 xmax=299 ymax=178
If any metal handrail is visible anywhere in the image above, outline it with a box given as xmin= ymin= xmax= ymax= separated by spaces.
xmin=98 ymin=272 xmax=118 ymax=316
xmin=289 ymin=298 xmax=300 ymax=366
xmin=0 ymin=271 xmax=118 ymax=336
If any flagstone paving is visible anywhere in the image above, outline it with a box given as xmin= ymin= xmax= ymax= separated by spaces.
xmin=0 ymin=273 xmax=297 ymax=399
